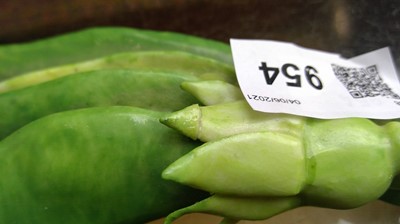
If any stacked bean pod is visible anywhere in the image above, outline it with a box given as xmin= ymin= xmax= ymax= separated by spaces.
xmin=160 ymin=88 xmax=400 ymax=223
xmin=0 ymin=27 xmax=398 ymax=224
xmin=0 ymin=27 xmax=233 ymax=224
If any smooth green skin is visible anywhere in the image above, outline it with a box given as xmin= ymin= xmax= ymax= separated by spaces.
xmin=0 ymin=27 xmax=233 ymax=81
xmin=176 ymin=79 xmax=400 ymax=202
xmin=180 ymin=80 xmax=243 ymax=106
xmin=0 ymin=51 xmax=236 ymax=93
xmin=161 ymin=101 xmax=400 ymax=222
xmin=0 ymin=106 xmax=208 ymax=224
xmin=301 ymin=118 xmax=394 ymax=208
xmin=163 ymin=132 xmax=307 ymax=197
xmin=0 ymin=69 xmax=202 ymax=140
xmin=379 ymin=122 xmax=400 ymax=205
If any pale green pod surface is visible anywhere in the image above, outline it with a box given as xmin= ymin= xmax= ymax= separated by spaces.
xmin=164 ymin=195 xmax=301 ymax=224
xmin=0 ymin=106 xmax=207 ymax=224
xmin=161 ymin=101 xmax=400 ymax=221
xmin=0 ymin=69 xmax=200 ymax=139
xmin=162 ymin=131 xmax=307 ymax=197
xmin=384 ymin=121 xmax=400 ymax=173
xmin=374 ymin=121 xmax=400 ymax=206
xmin=0 ymin=51 xmax=235 ymax=93
xmin=160 ymin=101 xmax=306 ymax=141
xmin=0 ymin=27 xmax=233 ymax=80
xmin=180 ymin=80 xmax=243 ymax=105
xmin=302 ymin=118 xmax=394 ymax=208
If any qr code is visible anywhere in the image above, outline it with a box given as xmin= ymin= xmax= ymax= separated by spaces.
xmin=331 ymin=64 xmax=400 ymax=101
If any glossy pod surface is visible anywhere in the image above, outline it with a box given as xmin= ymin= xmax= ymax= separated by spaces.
xmin=0 ymin=51 xmax=235 ymax=93
xmin=0 ymin=106 xmax=207 ymax=224
xmin=0 ymin=70 xmax=199 ymax=139
xmin=0 ymin=27 xmax=232 ymax=80
xmin=161 ymin=100 xmax=400 ymax=223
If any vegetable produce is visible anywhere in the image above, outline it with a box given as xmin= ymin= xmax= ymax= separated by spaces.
xmin=161 ymin=100 xmax=304 ymax=142
xmin=0 ymin=51 xmax=235 ymax=93
xmin=160 ymin=100 xmax=400 ymax=223
xmin=0 ymin=50 xmax=235 ymax=139
xmin=0 ymin=27 xmax=232 ymax=81
xmin=163 ymin=79 xmax=400 ymax=206
xmin=0 ymin=69 xmax=201 ymax=139
xmin=1 ymin=26 xmax=398 ymax=224
xmin=0 ymin=106 xmax=208 ymax=224
xmin=170 ymin=80 xmax=400 ymax=208
xmin=0 ymin=27 xmax=237 ymax=224
xmin=0 ymin=27 xmax=233 ymax=223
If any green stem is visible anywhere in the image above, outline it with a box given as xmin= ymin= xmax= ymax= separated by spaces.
xmin=163 ymin=195 xmax=301 ymax=224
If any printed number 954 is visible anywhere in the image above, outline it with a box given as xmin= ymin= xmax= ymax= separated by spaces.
xmin=258 ymin=62 xmax=323 ymax=90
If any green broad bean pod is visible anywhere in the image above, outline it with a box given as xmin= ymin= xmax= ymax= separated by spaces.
xmin=0 ymin=50 xmax=235 ymax=93
xmin=0 ymin=69 xmax=201 ymax=139
xmin=0 ymin=106 xmax=208 ymax=224
xmin=160 ymin=100 xmax=400 ymax=223
xmin=0 ymin=27 xmax=232 ymax=80
xmin=0 ymin=50 xmax=235 ymax=139
xmin=173 ymin=79 xmax=400 ymax=201
xmin=2 ymin=26 xmax=398 ymax=224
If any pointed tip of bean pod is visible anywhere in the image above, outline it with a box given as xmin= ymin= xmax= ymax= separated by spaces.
xmin=181 ymin=80 xmax=243 ymax=105
xmin=159 ymin=104 xmax=201 ymax=140
xmin=162 ymin=131 xmax=306 ymax=197
xmin=161 ymin=148 xmax=195 ymax=183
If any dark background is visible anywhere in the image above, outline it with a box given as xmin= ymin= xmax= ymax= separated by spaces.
xmin=0 ymin=0 xmax=399 ymax=67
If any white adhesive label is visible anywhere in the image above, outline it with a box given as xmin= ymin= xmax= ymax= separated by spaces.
xmin=230 ymin=39 xmax=400 ymax=119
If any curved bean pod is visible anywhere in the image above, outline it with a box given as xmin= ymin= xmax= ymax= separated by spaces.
xmin=0 ymin=106 xmax=208 ymax=224
xmin=0 ymin=69 xmax=203 ymax=139
xmin=161 ymin=101 xmax=400 ymax=223
xmin=0 ymin=51 xmax=235 ymax=93
xmin=0 ymin=27 xmax=232 ymax=80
